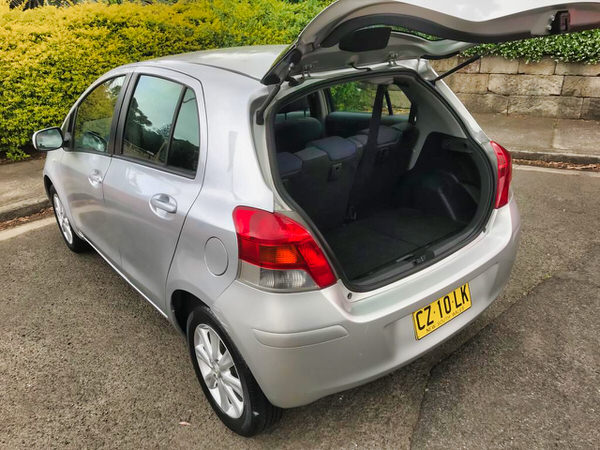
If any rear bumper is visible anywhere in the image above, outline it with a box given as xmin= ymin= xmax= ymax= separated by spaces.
xmin=214 ymin=197 xmax=520 ymax=408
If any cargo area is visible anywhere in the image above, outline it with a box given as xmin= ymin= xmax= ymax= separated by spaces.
xmin=271 ymin=76 xmax=493 ymax=287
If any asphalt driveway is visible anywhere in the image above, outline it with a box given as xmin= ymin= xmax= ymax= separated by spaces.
xmin=0 ymin=166 xmax=598 ymax=448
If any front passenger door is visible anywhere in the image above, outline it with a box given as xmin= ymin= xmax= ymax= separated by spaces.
xmin=60 ymin=75 xmax=127 ymax=265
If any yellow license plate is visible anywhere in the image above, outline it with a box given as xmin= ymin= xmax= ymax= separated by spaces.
xmin=412 ymin=283 xmax=472 ymax=340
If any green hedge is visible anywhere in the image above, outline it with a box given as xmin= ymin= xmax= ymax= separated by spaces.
xmin=465 ymin=29 xmax=600 ymax=64
xmin=0 ymin=0 xmax=328 ymax=160
xmin=1 ymin=0 xmax=600 ymax=160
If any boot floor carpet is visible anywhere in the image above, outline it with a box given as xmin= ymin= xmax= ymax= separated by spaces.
xmin=324 ymin=208 xmax=464 ymax=280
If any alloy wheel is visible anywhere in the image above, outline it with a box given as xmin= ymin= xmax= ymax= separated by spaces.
xmin=53 ymin=193 xmax=73 ymax=245
xmin=194 ymin=324 xmax=244 ymax=419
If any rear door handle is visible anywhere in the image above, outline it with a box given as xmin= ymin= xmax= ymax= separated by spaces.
xmin=150 ymin=193 xmax=177 ymax=214
xmin=88 ymin=170 xmax=103 ymax=187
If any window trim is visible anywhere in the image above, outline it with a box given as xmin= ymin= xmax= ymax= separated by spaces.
xmin=114 ymin=73 xmax=200 ymax=179
xmin=69 ymin=74 xmax=131 ymax=156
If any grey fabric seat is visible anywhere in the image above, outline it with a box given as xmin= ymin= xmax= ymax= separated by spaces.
xmin=283 ymin=136 xmax=360 ymax=231
xmin=276 ymin=151 xmax=303 ymax=191
xmin=274 ymin=117 xmax=323 ymax=154
xmin=348 ymin=124 xmax=416 ymax=212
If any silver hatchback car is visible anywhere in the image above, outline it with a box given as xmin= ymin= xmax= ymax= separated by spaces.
xmin=33 ymin=0 xmax=600 ymax=436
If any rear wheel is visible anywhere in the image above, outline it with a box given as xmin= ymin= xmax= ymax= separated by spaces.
xmin=186 ymin=307 xmax=281 ymax=436
xmin=49 ymin=185 xmax=88 ymax=253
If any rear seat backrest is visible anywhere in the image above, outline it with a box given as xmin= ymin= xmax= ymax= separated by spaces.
xmin=280 ymin=136 xmax=359 ymax=231
xmin=276 ymin=152 xmax=302 ymax=190
xmin=307 ymin=137 xmax=360 ymax=229
xmin=348 ymin=125 xmax=414 ymax=211
xmin=274 ymin=117 xmax=323 ymax=154
xmin=284 ymin=146 xmax=329 ymax=227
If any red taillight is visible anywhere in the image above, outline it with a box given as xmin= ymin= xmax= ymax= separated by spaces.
xmin=491 ymin=141 xmax=512 ymax=209
xmin=232 ymin=207 xmax=336 ymax=289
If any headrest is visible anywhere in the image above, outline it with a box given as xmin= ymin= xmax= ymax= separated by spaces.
xmin=278 ymin=97 xmax=310 ymax=115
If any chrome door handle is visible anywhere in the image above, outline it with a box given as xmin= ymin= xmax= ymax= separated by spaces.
xmin=88 ymin=170 xmax=103 ymax=187
xmin=150 ymin=194 xmax=177 ymax=214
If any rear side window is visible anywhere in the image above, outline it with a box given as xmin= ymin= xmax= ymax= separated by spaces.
xmin=122 ymin=75 xmax=200 ymax=175
xmin=73 ymin=76 xmax=125 ymax=153
xmin=168 ymin=89 xmax=200 ymax=174
xmin=329 ymin=81 xmax=411 ymax=115
xmin=329 ymin=82 xmax=376 ymax=113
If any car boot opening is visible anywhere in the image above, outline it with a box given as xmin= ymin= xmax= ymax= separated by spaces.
xmin=271 ymin=74 xmax=494 ymax=290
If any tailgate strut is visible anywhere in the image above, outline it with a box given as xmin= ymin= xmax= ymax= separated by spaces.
xmin=431 ymin=55 xmax=480 ymax=84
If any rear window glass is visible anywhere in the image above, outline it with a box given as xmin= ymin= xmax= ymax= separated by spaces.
xmin=122 ymin=75 xmax=201 ymax=175
xmin=168 ymin=89 xmax=200 ymax=174
xmin=123 ymin=76 xmax=182 ymax=165
xmin=391 ymin=26 xmax=442 ymax=41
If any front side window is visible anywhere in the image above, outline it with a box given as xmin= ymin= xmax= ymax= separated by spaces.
xmin=73 ymin=76 xmax=125 ymax=153
xmin=122 ymin=75 xmax=200 ymax=175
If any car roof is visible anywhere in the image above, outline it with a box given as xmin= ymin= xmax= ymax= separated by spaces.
xmin=142 ymin=45 xmax=288 ymax=81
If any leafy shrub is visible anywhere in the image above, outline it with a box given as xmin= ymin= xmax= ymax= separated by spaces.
xmin=465 ymin=29 xmax=600 ymax=64
xmin=329 ymin=82 xmax=375 ymax=112
xmin=2 ymin=0 xmax=600 ymax=160
xmin=0 ymin=0 xmax=327 ymax=160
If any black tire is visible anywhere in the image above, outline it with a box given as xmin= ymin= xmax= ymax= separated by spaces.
xmin=49 ymin=185 xmax=88 ymax=253
xmin=186 ymin=307 xmax=282 ymax=436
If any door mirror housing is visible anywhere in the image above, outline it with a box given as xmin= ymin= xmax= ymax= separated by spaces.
xmin=81 ymin=131 xmax=107 ymax=153
xmin=32 ymin=127 xmax=65 ymax=152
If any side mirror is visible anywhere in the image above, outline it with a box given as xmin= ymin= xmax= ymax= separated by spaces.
xmin=81 ymin=131 xmax=107 ymax=153
xmin=32 ymin=127 xmax=65 ymax=152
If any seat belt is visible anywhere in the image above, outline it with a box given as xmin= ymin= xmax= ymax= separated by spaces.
xmin=347 ymin=85 xmax=386 ymax=219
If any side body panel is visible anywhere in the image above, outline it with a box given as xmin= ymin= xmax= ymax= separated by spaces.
xmin=101 ymin=67 xmax=208 ymax=312
xmin=43 ymin=70 xmax=132 ymax=265
xmin=59 ymin=152 xmax=116 ymax=260
xmin=164 ymin=64 xmax=274 ymax=328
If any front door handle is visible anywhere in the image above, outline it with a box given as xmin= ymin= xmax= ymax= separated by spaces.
xmin=150 ymin=193 xmax=177 ymax=214
xmin=88 ymin=170 xmax=103 ymax=187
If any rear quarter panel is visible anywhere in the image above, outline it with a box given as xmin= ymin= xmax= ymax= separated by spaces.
xmin=165 ymin=65 xmax=274 ymax=327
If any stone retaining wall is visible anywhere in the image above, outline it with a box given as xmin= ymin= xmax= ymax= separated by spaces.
xmin=430 ymin=56 xmax=600 ymax=119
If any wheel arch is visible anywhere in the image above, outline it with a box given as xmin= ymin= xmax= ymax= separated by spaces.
xmin=170 ymin=289 xmax=210 ymax=335
xmin=43 ymin=175 xmax=53 ymax=200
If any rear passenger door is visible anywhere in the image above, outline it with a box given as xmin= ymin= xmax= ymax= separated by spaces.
xmin=325 ymin=82 xmax=411 ymax=137
xmin=102 ymin=68 xmax=206 ymax=312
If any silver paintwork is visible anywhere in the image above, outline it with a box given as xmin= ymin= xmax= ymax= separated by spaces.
xmin=194 ymin=324 xmax=244 ymax=419
xmin=43 ymin=0 xmax=597 ymax=409
xmin=151 ymin=45 xmax=288 ymax=81
xmin=214 ymin=197 xmax=520 ymax=407
xmin=296 ymin=0 xmax=600 ymax=44
xmin=264 ymin=0 xmax=600 ymax=82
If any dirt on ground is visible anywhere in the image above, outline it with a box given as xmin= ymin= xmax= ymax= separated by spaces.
xmin=0 ymin=208 xmax=53 ymax=232
xmin=514 ymin=158 xmax=600 ymax=172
